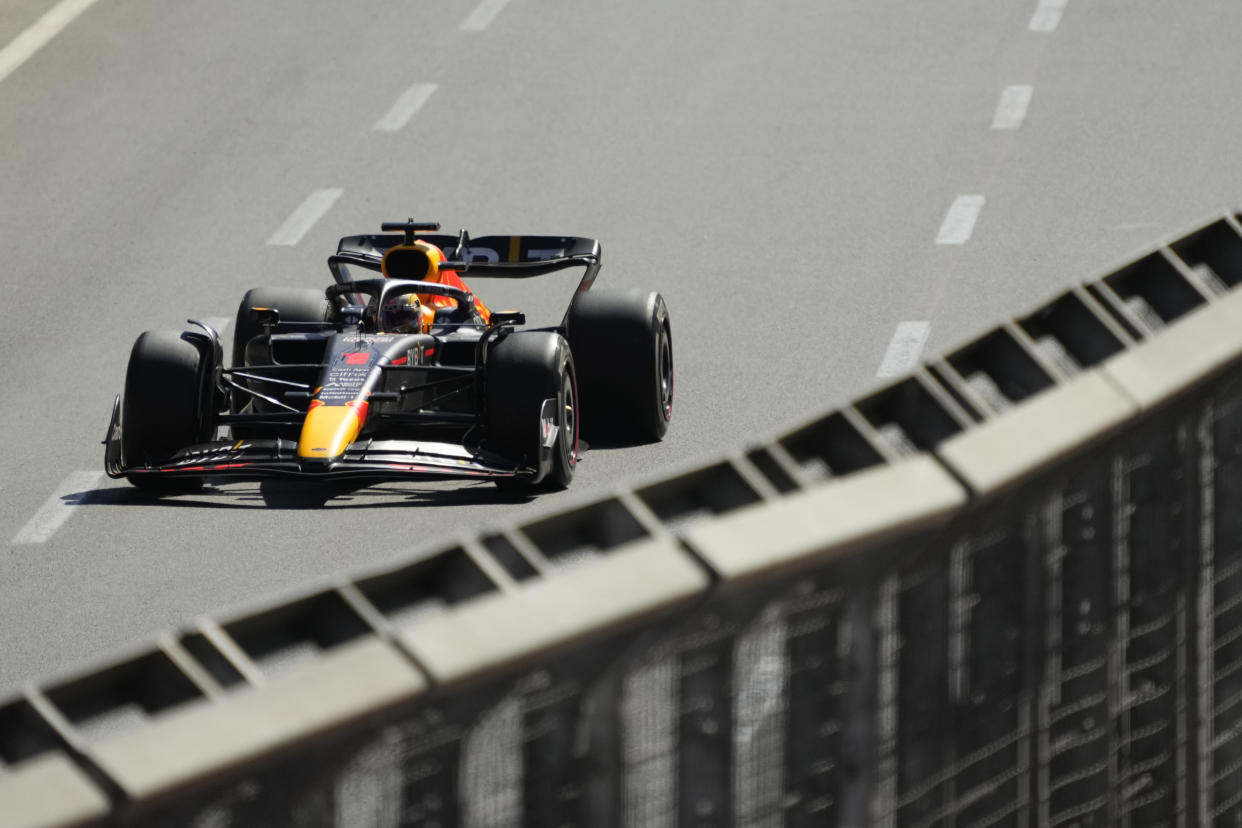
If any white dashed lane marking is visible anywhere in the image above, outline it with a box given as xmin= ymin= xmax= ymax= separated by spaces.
xmin=460 ymin=0 xmax=512 ymax=31
xmin=12 ymin=471 xmax=103 ymax=544
xmin=266 ymin=189 xmax=343 ymax=247
xmin=1029 ymin=0 xmax=1068 ymax=32
xmin=935 ymin=195 xmax=986 ymax=245
xmin=877 ymin=322 xmax=931 ymax=378
xmin=373 ymin=83 xmax=438 ymax=132
xmin=0 ymin=0 xmax=103 ymax=85
xmin=991 ymin=85 xmax=1033 ymax=130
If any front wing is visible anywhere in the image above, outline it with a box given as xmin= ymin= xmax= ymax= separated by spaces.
xmin=103 ymin=397 xmax=538 ymax=484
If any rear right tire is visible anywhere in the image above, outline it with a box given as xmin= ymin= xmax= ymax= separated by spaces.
xmin=230 ymin=287 xmax=333 ymax=367
xmin=230 ymin=287 xmax=333 ymax=439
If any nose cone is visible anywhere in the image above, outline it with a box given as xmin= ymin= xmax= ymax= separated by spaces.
xmin=297 ymin=401 xmax=368 ymax=462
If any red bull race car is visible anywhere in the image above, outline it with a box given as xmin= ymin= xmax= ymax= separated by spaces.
xmin=104 ymin=220 xmax=673 ymax=493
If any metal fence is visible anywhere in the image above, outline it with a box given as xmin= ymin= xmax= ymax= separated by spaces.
xmin=6 ymin=211 xmax=1242 ymax=828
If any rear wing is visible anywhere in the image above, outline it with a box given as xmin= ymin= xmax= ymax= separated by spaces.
xmin=332 ymin=231 xmax=602 ymax=284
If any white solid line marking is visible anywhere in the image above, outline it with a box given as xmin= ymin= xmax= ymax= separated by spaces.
xmin=460 ymin=0 xmax=512 ymax=31
xmin=991 ymin=85 xmax=1033 ymax=130
xmin=12 ymin=471 xmax=103 ymax=544
xmin=1029 ymin=0 xmax=1068 ymax=32
xmin=935 ymin=195 xmax=986 ymax=245
xmin=266 ymin=189 xmax=343 ymax=247
xmin=877 ymin=322 xmax=931 ymax=378
xmin=372 ymin=83 xmax=438 ymax=132
xmin=0 ymin=0 xmax=102 ymax=85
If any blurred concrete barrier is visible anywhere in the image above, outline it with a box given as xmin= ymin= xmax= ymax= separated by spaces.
xmin=7 ymin=210 xmax=1242 ymax=826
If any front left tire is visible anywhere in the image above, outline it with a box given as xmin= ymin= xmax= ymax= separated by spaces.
xmin=486 ymin=331 xmax=578 ymax=490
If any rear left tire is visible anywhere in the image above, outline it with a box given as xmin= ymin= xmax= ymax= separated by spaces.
xmin=568 ymin=289 xmax=672 ymax=443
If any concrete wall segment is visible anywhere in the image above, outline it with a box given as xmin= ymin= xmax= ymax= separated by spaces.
xmin=936 ymin=369 xmax=1138 ymax=498
xmin=1102 ymin=287 xmax=1242 ymax=412
xmin=398 ymin=536 xmax=710 ymax=688
xmin=87 ymin=637 xmax=424 ymax=806
xmin=683 ymin=455 xmax=967 ymax=588
xmin=0 ymin=754 xmax=108 ymax=828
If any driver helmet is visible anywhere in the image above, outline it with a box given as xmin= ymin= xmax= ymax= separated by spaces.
xmin=382 ymin=296 xmax=425 ymax=333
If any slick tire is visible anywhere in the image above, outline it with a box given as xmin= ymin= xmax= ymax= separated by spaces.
xmin=230 ymin=287 xmax=333 ymax=368
xmin=487 ymin=331 xmax=578 ymax=490
xmin=230 ymin=287 xmax=332 ymax=438
xmin=567 ymin=289 xmax=673 ymax=443
xmin=122 ymin=330 xmax=207 ymax=492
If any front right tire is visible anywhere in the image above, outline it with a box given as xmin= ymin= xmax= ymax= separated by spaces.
xmin=122 ymin=330 xmax=208 ymax=491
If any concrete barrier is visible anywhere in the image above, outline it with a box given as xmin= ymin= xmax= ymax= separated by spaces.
xmin=0 ymin=753 xmax=108 ymax=828
xmin=7 ymin=210 xmax=1242 ymax=826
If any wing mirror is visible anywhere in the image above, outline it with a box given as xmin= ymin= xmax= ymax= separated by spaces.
xmin=489 ymin=311 xmax=526 ymax=328
xmin=249 ymin=307 xmax=280 ymax=326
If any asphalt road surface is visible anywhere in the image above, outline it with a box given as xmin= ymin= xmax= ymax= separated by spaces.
xmin=3 ymin=0 xmax=1241 ymax=695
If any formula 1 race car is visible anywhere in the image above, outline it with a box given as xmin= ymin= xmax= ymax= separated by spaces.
xmin=104 ymin=220 xmax=673 ymax=493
